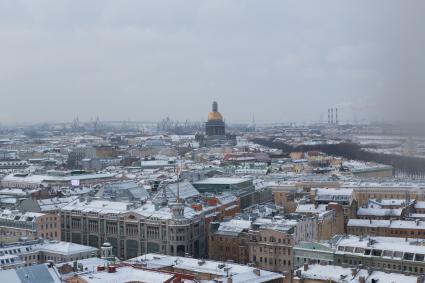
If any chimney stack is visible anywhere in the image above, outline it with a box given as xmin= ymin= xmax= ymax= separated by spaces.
xmin=335 ymin=108 xmax=338 ymax=125
xmin=328 ymin=109 xmax=331 ymax=124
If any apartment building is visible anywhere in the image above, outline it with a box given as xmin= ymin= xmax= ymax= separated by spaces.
xmin=334 ymin=235 xmax=425 ymax=275
xmin=0 ymin=239 xmax=97 ymax=270
xmin=248 ymin=216 xmax=317 ymax=273
xmin=344 ymin=182 xmax=425 ymax=207
xmin=312 ymin=188 xmax=358 ymax=225
xmin=295 ymin=203 xmax=345 ymax=240
xmin=0 ymin=209 xmax=60 ymax=242
xmin=347 ymin=219 xmax=425 ymax=239
xmin=208 ymin=219 xmax=251 ymax=264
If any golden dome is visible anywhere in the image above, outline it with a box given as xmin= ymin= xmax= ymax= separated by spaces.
xmin=208 ymin=111 xmax=223 ymax=122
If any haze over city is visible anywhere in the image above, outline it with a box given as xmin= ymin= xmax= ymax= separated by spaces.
xmin=1 ymin=0 xmax=424 ymax=124
xmin=2 ymin=2 xmax=425 ymax=283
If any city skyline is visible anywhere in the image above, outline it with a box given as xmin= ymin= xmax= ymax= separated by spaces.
xmin=1 ymin=2 xmax=425 ymax=282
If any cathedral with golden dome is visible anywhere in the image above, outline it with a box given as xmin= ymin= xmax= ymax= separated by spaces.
xmin=195 ymin=101 xmax=236 ymax=147
xmin=206 ymin=101 xmax=225 ymax=136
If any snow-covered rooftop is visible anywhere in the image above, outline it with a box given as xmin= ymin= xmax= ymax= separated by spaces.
xmin=357 ymin=207 xmax=403 ymax=217
xmin=79 ymin=266 xmax=174 ymax=283
xmin=296 ymin=264 xmax=424 ymax=283
xmin=127 ymin=253 xmax=283 ymax=283
xmin=193 ymin=177 xmax=250 ymax=185
xmin=33 ymin=241 xmax=98 ymax=256
xmin=217 ymin=219 xmax=252 ymax=234
xmin=347 ymin=219 xmax=425 ymax=229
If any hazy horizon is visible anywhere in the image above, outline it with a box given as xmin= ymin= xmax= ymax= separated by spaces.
xmin=0 ymin=1 xmax=424 ymax=125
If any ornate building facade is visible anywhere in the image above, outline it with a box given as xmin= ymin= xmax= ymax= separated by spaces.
xmin=60 ymin=199 xmax=205 ymax=260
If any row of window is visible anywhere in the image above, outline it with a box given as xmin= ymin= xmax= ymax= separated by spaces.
xmin=40 ymin=216 xmax=57 ymax=222
xmin=253 ymin=255 xmax=291 ymax=266
xmin=257 ymin=236 xmax=291 ymax=245
xmin=0 ymin=258 xmax=15 ymax=265
xmin=349 ymin=227 xmax=425 ymax=236
xmin=40 ymin=222 xmax=57 ymax=229
xmin=337 ymin=258 xmax=424 ymax=274
xmin=40 ymin=231 xmax=58 ymax=239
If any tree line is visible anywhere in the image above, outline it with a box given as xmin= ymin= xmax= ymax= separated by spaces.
xmin=252 ymin=138 xmax=425 ymax=177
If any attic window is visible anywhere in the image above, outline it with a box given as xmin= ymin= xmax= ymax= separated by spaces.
xmin=354 ymin=247 xmax=365 ymax=254
xmin=414 ymin=254 xmax=424 ymax=262
xmin=393 ymin=251 xmax=403 ymax=258
xmin=371 ymin=249 xmax=382 ymax=257
xmin=345 ymin=246 xmax=354 ymax=253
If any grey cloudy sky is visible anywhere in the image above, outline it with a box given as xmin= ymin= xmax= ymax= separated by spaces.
xmin=0 ymin=0 xmax=424 ymax=124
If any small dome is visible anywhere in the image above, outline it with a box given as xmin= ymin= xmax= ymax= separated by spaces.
xmin=208 ymin=111 xmax=223 ymax=122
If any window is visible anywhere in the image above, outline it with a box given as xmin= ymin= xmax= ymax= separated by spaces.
xmin=415 ymin=254 xmax=424 ymax=262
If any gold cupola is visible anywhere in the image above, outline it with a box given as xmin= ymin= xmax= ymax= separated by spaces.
xmin=207 ymin=101 xmax=223 ymax=122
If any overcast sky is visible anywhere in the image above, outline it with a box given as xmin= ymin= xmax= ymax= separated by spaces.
xmin=0 ymin=1 xmax=424 ymax=125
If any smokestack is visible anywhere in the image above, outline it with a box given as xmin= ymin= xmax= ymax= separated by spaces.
xmin=331 ymin=108 xmax=334 ymax=124
xmin=328 ymin=109 xmax=331 ymax=124
xmin=335 ymin=108 xmax=339 ymax=125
